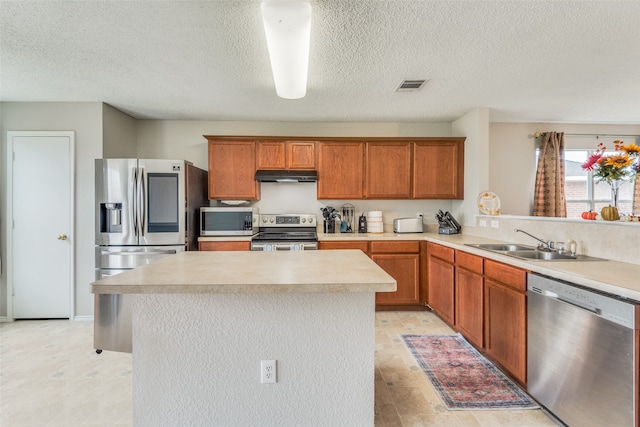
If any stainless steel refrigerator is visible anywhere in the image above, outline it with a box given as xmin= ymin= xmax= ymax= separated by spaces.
xmin=94 ymin=158 xmax=207 ymax=353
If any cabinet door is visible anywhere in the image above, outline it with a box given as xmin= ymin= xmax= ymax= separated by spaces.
xmin=287 ymin=141 xmax=316 ymax=169
xmin=208 ymin=141 xmax=259 ymax=200
xmin=317 ymin=142 xmax=364 ymax=199
xmin=455 ymin=267 xmax=483 ymax=348
xmin=199 ymin=241 xmax=250 ymax=251
xmin=256 ymin=141 xmax=286 ymax=170
xmin=427 ymin=255 xmax=455 ymax=325
xmin=484 ymin=279 xmax=527 ymax=384
xmin=365 ymin=141 xmax=412 ymax=199
xmin=413 ymin=139 xmax=464 ymax=199
xmin=373 ymin=254 xmax=420 ymax=306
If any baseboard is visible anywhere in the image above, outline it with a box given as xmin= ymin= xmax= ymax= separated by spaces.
xmin=74 ymin=315 xmax=94 ymax=322
xmin=0 ymin=316 xmax=13 ymax=323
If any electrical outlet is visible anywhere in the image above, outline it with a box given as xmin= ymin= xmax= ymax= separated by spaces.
xmin=491 ymin=220 xmax=499 ymax=229
xmin=261 ymin=360 xmax=277 ymax=383
xmin=479 ymin=219 xmax=487 ymax=227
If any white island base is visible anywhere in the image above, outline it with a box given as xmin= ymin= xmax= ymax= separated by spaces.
xmin=92 ymin=250 xmax=396 ymax=426
xmin=133 ymin=292 xmax=375 ymax=426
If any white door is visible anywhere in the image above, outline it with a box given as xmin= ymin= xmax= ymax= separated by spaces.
xmin=7 ymin=131 xmax=74 ymax=319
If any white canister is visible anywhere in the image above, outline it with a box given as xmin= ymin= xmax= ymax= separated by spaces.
xmin=367 ymin=210 xmax=383 ymax=233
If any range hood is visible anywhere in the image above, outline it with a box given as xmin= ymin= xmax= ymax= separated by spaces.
xmin=255 ymin=170 xmax=317 ymax=183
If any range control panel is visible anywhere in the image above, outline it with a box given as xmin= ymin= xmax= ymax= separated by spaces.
xmin=259 ymin=214 xmax=316 ymax=227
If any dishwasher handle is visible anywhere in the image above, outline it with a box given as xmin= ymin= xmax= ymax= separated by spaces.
xmin=535 ymin=287 xmax=601 ymax=314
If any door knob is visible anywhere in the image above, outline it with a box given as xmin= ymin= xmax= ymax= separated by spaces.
xmin=57 ymin=234 xmax=68 ymax=240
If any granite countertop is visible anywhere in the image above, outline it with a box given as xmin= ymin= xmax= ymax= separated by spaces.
xmin=91 ymin=249 xmax=396 ymax=295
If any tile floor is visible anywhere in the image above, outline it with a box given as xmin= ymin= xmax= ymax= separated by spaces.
xmin=0 ymin=311 xmax=558 ymax=426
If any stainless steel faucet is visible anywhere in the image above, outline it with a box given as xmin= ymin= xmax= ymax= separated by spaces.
xmin=515 ymin=229 xmax=553 ymax=251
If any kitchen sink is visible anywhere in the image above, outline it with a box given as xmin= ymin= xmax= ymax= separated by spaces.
xmin=465 ymin=243 xmax=607 ymax=262
xmin=466 ymin=243 xmax=536 ymax=252
xmin=505 ymin=250 xmax=577 ymax=261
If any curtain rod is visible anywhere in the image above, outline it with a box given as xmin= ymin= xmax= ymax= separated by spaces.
xmin=531 ymin=132 xmax=640 ymax=139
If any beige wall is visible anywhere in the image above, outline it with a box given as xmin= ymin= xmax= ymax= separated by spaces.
xmin=102 ymin=104 xmax=137 ymax=158
xmin=1 ymin=102 xmax=104 ymax=318
xmin=135 ymin=120 xmax=460 ymax=224
xmin=489 ymin=123 xmax=640 ymax=216
xmin=2 ymin=101 xmax=639 ymax=319
xmin=135 ymin=120 xmax=454 ymax=170
xmin=452 ymin=107 xmax=490 ymax=226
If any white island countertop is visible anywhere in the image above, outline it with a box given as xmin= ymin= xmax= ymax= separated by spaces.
xmin=91 ymin=249 xmax=396 ymax=295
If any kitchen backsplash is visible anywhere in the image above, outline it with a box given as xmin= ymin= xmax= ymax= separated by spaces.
xmin=466 ymin=215 xmax=640 ymax=266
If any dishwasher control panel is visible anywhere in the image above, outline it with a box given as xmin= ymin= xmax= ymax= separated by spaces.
xmin=528 ymin=273 xmax=636 ymax=329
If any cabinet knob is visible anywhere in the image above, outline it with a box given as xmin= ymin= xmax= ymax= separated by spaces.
xmin=57 ymin=234 xmax=68 ymax=241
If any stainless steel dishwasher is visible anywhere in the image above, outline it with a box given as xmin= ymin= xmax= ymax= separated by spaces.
xmin=528 ymin=273 xmax=637 ymax=427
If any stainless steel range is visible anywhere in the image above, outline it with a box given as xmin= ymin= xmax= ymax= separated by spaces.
xmin=251 ymin=214 xmax=318 ymax=251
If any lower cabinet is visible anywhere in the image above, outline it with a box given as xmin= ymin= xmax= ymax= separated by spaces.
xmin=483 ymin=259 xmax=528 ymax=385
xmin=371 ymin=241 xmax=420 ymax=308
xmin=426 ymin=243 xmax=528 ymax=385
xmin=454 ymin=251 xmax=484 ymax=348
xmin=199 ymin=241 xmax=251 ymax=251
xmin=319 ymin=240 xmax=423 ymax=310
xmin=426 ymin=242 xmax=455 ymax=325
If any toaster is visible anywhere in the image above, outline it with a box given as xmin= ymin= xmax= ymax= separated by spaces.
xmin=393 ymin=218 xmax=423 ymax=234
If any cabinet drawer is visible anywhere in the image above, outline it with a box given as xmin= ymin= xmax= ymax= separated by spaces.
xmin=484 ymin=259 xmax=527 ymax=292
xmin=318 ymin=241 xmax=369 ymax=253
xmin=370 ymin=241 xmax=419 ymax=254
xmin=427 ymin=242 xmax=454 ymax=263
xmin=456 ymin=251 xmax=483 ymax=273
xmin=199 ymin=241 xmax=250 ymax=251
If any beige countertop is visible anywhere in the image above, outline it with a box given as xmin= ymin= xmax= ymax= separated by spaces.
xmin=197 ymin=231 xmax=640 ymax=300
xmin=91 ymin=249 xmax=397 ymax=295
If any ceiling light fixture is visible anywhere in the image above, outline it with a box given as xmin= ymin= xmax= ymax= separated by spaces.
xmin=261 ymin=0 xmax=312 ymax=99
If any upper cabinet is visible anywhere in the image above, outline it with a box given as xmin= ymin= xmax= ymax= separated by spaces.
xmin=317 ymin=141 xmax=364 ymax=199
xmin=205 ymin=136 xmax=465 ymax=201
xmin=207 ymin=139 xmax=260 ymax=200
xmin=365 ymin=141 xmax=412 ymax=199
xmin=413 ymin=139 xmax=465 ymax=199
xmin=256 ymin=141 xmax=316 ymax=170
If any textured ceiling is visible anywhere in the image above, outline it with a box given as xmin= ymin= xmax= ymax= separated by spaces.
xmin=2 ymin=1 xmax=640 ymax=123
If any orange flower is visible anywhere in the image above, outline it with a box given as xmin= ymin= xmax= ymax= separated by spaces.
xmin=621 ymin=142 xmax=640 ymax=156
xmin=604 ymin=154 xmax=634 ymax=168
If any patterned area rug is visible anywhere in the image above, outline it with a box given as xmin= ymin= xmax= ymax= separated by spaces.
xmin=402 ymin=334 xmax=538 ymax=410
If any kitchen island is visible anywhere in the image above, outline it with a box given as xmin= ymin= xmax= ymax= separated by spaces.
xmin=91 ymin=249 xmax=396 ymax=426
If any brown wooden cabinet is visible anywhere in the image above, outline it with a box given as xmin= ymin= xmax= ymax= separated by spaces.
xmin=426 ymin=242 xmax=455 ymax=325
xmin=207 ymin=140 xmax=259 ymax=200
xmin=318 ymin=240 xmax=422 ymax=309
xmin=483 ymin=259 xmax=527 ymax=385
xmin=199 ymin=241 xmax=251 ymax=251
xmin=455 ymin=251 xmax=484 ymax=348
xmin=317 ymin=141 xmax=364 ymax=199
xmin=256 ymin=141 xmax=316 ymax=170
xmin=365 ymin=141 xmax=412 ymax=199
xmin=371 ymin=241 xmax=420 ymax=308
xmin=413 ymin=139 xmax=464 ymax=199
xmin=317 ymin=241 xmax=369 ymax=252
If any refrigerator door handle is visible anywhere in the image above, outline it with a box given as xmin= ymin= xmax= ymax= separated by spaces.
xmin=137 ymin=166 xmax=146 ymax=237
xmin=99 ymin=248 xmax=178 ymax=256
xmin=130 ymin=166 xmax=139 ymax=237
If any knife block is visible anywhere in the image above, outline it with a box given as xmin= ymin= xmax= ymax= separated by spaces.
xmin=438 ymin=225 xmax=460 ymax=235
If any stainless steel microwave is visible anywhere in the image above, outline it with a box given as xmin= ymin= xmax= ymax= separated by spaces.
xmin=200 ymin=207 xmax=259 ymax=236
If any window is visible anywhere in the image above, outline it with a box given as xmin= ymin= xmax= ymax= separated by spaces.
xmin=564 ymin=150 xmax=634 ymax=218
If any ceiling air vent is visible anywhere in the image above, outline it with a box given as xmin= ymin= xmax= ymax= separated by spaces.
xmin=396 ymin=79 xmax=427 ymax=92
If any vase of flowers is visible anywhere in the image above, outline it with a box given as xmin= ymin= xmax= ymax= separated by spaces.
xmin=582 ymin=140 xmax=640 ymax=208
